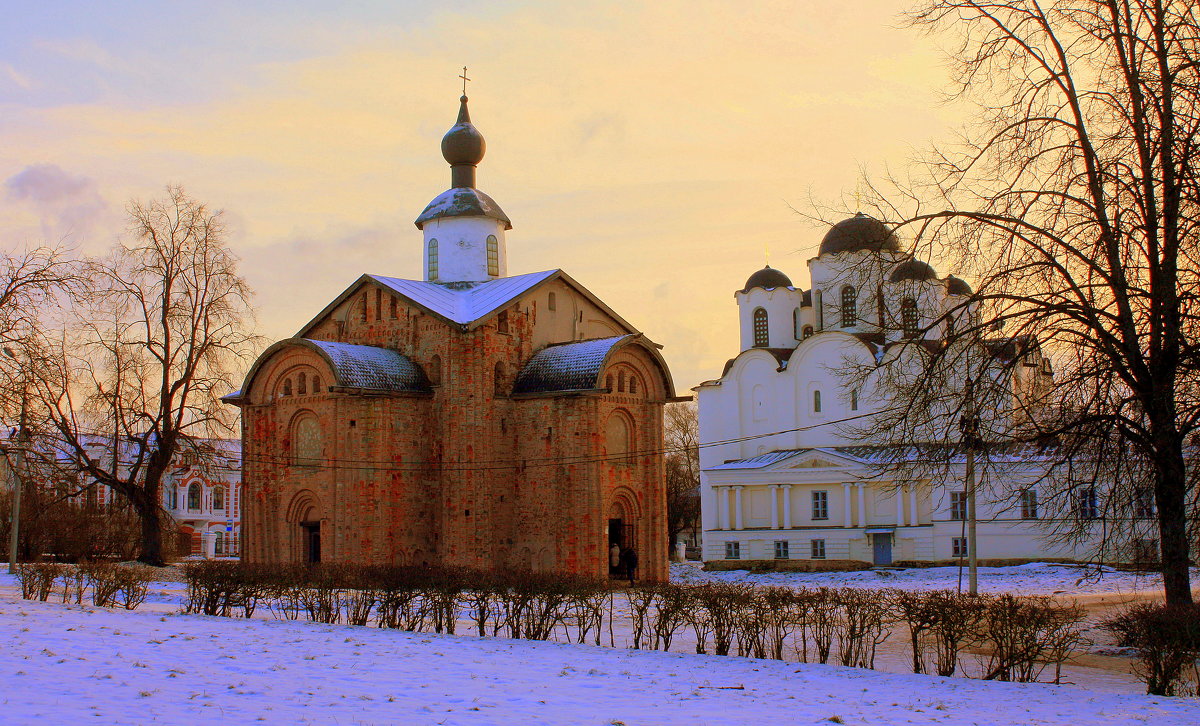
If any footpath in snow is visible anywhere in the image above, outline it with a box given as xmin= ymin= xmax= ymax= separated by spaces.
xmin=3 ymin=580 xmax=1199 ymax=725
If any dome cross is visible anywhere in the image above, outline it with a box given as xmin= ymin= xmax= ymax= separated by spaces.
xmin=459 ymin=66 xmax=471 ymax=95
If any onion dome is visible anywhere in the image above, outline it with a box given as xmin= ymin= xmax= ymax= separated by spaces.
xmin=945 ymin=275 xmax=973 ymax=296
xmin=889 ymin=258 xmax=938 ymax=283
xmin=818 ymin=213 xmax=901 ymax=256
xmin=415 ymin=94 xmax=511 ymax=230
xmin=442 ymin=95 xmax=485 ymax=176
xmin=741 ymin=265 xmax=793 ymax=292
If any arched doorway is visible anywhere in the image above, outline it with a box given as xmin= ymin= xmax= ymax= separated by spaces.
xmin=286 ymin=490 xmax=325 ymax=565
xmin=607 ymin=497 xmax=637 ymax=577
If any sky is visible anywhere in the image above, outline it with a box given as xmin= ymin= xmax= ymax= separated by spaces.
xmin=0 ymin=0 xmax=966 ymax=391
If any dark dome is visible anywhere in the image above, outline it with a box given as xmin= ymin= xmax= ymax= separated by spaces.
xmin=818 ymin=213 xmax=901 ymax=256
xmin=441 ymin=96 xmax=486 ymax=167
xmin=945 ymin=275 xmax=973 ymax=296
xmin=741 ymin=265 xmax=793 ymax=292
xmin=889 ymin=258 xmax=938 ymax=283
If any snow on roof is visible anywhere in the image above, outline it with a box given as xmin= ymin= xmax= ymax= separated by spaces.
xmin=306 ymin=340 xmax=431 ymax=393
xmin=512 ymin=335 xmax=634 ymax=395
xmin=368 ymin=270 xmax=558 ymax=327
xmin=413 ymin=187 xmax=512 ymax=230
xmin=710 ymin=443 xmax=1058 ymax=471
xmin=708 ymin=449 xmax=807 ymax=470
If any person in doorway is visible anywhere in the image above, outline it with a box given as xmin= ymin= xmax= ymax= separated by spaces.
xmin=609 ymin=541 xmax=621 ymax=576
xmin=620 ymin=546 xmax=638 ymax=585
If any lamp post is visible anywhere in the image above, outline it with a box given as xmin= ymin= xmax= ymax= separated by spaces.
xmin=4 ymin=346 xmax=28 ymax=575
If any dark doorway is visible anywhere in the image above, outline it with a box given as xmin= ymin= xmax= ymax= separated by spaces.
xmin=872 ymin=533 xmax=893 ymax=566
xmin=301 ymin=521 xmax=321 ymax=564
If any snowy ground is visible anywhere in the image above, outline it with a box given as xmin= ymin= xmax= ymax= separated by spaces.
xmin=3 ymin=588 xmax=1199 ymax=726
xmin=669 ymin=560 xmax=1196 ymax=596
xmin=2 ymin=564 xmax=1197 ymax=723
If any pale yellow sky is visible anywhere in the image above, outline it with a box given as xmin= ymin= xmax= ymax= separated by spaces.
xmin=0 ymin=0 xmax=965 ymax=390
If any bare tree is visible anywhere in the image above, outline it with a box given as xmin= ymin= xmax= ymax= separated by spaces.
xmin=665 ymin=402 xmax=701 ymax=554
xmin=32 ymin=187 xmax=256 ymax=566
xmin=851 ymin=0 xmax=1199 ymax=603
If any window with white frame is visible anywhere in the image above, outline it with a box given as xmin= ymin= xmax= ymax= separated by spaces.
xmin=1020 ymin=489 xmax=1039 ymax=519
xmin=774 ymin=540 xmax=789 ymax=559
xmin=950 ymin=491 xmax=967 ymax=520
xmin=952 ymin=537 xmax=968 ymax=558
xmin=812 ymin=490 xmax=829 ymax=520
xmin=810 ymin=539 xmax=826 ymax=559
xmin=725 ymin=541 xmax=741 ymax=560
xmin=840 ymin=286 xmax=857 ymax=327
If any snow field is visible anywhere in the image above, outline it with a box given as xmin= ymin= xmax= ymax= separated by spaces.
xmin=3 ymin=591 xmax=1199 ymax=726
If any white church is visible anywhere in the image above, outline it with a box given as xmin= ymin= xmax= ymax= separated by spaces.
xmin=695 ymin=213 xmax=1107 ymax=567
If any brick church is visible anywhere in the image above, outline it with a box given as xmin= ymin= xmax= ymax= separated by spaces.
xmin=226 ymin=93 xmax=680 ymax=581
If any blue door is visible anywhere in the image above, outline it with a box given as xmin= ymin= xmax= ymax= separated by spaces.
xmin=872 ymin=533 xmax=893 ymax=565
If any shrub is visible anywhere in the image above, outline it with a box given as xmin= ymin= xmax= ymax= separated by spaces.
xmin=14 ymin=562 xmax=62 ymax=601
xmin=1103 ymin=603 xmax=1200 ymax=696
xmin=976 ymin=594 xmax=1086 ymax=683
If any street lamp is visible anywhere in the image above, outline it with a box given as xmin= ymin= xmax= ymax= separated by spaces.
xmin=3 ymin=345 xmax=28 ymax=575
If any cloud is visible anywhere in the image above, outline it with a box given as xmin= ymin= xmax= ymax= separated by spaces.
xmin=4 ymin=163 xmax=111 ymax=246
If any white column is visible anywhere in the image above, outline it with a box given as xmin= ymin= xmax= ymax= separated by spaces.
xmin=781 ymin=485 xmax=793 ymax=529
xmin=769 ymin=485 xmax=780 ymax=529
xmin=896 ymin=486 xmax=906 ymax=527
xmin=733 ymin=486 xmax=745 ymax=530
xmin=909 ymin=486 xmax=919 ymax=526
xmin=857 ymin=484 xmax=867 ymax=528
xmin=842 ymin=483 xmax=852 ymax=528
xmin=714 ymin=486 xmax=727 ymax=530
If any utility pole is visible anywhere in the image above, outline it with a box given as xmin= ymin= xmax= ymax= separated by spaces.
xmin=4 ymin=346 xmax=28 ymax=575
xmin=960 ymin=377 xmax=981 ymax=595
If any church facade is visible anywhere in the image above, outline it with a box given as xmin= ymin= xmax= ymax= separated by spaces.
xmin=226 ymin=95 xmax=679 ymax=581
xmin=696 ymin=215 xmax=1128 ymax=567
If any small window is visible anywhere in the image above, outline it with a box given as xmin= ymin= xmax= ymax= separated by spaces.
xmin=812 ymin=491 xmax=829 ymax=520
xmin=813 ymin=390 xmax=822 ymax=413
xmin=486 ymin=235 xmax=499 ymax=277
xmin=390 ymin=296 xmax=399 ymax=319
xmin=429 ymin=355 xmax=442 ymax=386
xmin=282 ymin=378 xmax=293 ymax=397
xmin=497 ymin=310 xmax=509 ymax=334
xmin=752 ymin=308 xmax=769 ymax=347
xmin=375 ymin=288 xmax=382 ymax=321
xmin=360 ymin=293 xmax=367 ymax=323
xmin=213 ymin=486 xmax=225 ymax=511
xmin=950 ymin=491 xmax=967 ymax=521
xmin=427 ymin=239 xmax=439 ymax=280
xmin=841 ymin=286 xmax=857 ymax=327
xmin=628 ymin=376 xmax=638 ymax=395
xmin=774 ymin=540 xmax=789 ymax=559
xmin=618 ymin=371 xmax=626 ymax=393
xmin=1133 ymin=488 xmax=1154 ymax=519
xmin=850 ymin=389 xmax=859 ymax=411
xmin=725 ymin=541 xmax=741 ymax=560
xmin=548 ymin=292 xmax=557 ymax=311
xmin=1021 ymin=490 xmax=1039 ymax=519
xmin=810 ymin=539 xmax=826 ymax=560
xmin=792 ymin=308 xmax=800 ymax=338
xmin=312 ymin=376 xmax=321 ymax=393
xmin=1075 ymin=487 xmax=1099 ymax=520
xmin=187 ymin=483 xmax=201 ymax=511
xmin=901 ymin=297 xmax=919 ymax=338
xmin=802 ymin=325 xmax=814 ymax=339
xmin=952 ymin=537 xmax=968 ymax=558
xmin=297 ymin=372 xmax=307 ymax=395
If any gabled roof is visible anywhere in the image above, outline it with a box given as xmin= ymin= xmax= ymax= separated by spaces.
xmin=226 ymin=338 xmax=431 ymax=405
xmin=708 ymin=447 xmax=871 ymax=471
xmin=295 ymin=269 xmax=640 ymax=336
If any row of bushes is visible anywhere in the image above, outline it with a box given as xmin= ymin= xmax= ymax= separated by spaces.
xmin=13 ymin=562 xmax=156 ymax=609
xmin=180 ymin=562 xmax=1087 ymax=684
xmin=1103 ymin=603 xmax=1200 ymax=696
